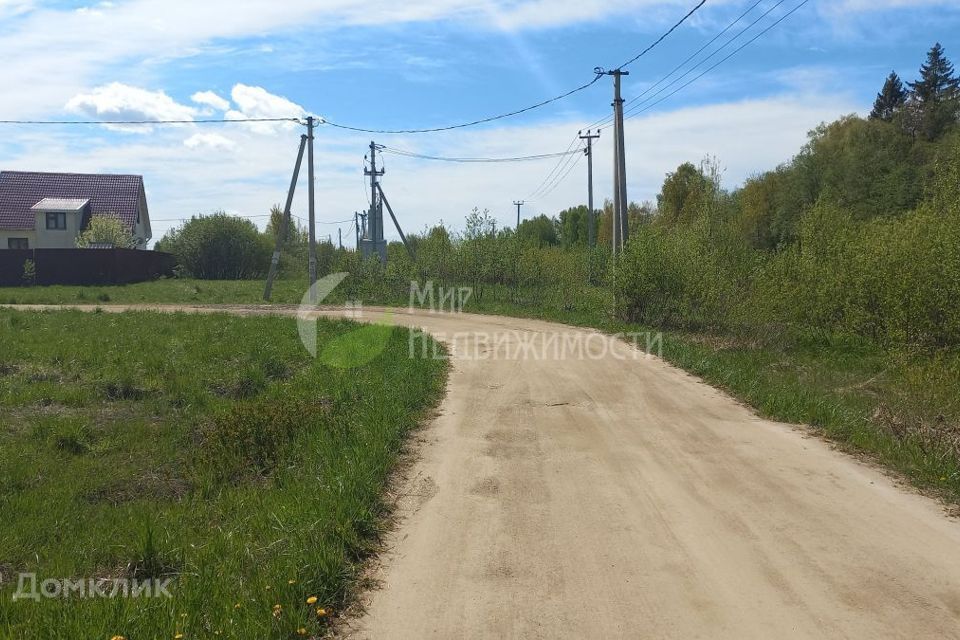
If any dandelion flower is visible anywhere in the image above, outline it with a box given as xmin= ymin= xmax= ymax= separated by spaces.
xmin=234 ymin=603 xmax=242 ymax=609
xmin=175 ymin=635 xmax=184 ymax=639
xmin=306 ymin=596 xmax=318 ymax=605
xmin=111 ymin=636 xmax=126 ymax=640
xmin=316 ymin=607 xmax=328 ymax=618
xmin=288 ymin=579 xmax=296 ymax=585
xmin=297 ymin=629 xmax=307 ymax=636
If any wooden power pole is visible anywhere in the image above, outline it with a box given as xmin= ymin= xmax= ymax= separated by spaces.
xmin=607 ymin=69 xmax=629 ymax=252
xmin=579 ymin=129 xmax=600 ymax=247
xmin=263 ymin=134 xmax=307 ymax=301
xmin=306 ymin=116 xmax=318 ymax=301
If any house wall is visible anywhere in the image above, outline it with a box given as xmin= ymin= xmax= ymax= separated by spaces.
xmin=0 ymin=230 xmax=36 ymax=249
xmin=33 ymin=209 xmax=84 ymax=249
xmin=133 ymin=190 xmax=151 ymax=249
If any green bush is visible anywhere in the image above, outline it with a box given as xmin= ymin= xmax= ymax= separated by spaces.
xmin=155 ymin=212 xmax=271 ymax=279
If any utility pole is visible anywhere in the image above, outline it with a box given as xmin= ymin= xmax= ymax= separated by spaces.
xmin=363 ymin=141 xmax=386 ymax=262
xmin=307 ymin=116 xmax=318 ymax=301
xmin=354 ymin=211 xmax=359 ymax=249
xmin=513 ymin=200 xmax=524 ymax=229
xmin=338 ymin=227 xmax=342 ymax=250
xmin=579 ymin=129 xmax=600 ymax=247
xmin=606 ymin=69 xmax=630 ymax=252
xmin=263 ymin=134 xmax=307 ymax=301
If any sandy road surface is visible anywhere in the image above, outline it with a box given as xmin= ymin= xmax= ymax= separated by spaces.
xmin=7 ymin=304 xmax=960 ymax=639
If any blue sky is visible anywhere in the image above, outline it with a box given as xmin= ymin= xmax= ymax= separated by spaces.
xmin=1 ymin=0 xmax=959 ymax=244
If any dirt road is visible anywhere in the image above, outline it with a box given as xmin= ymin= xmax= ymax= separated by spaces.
xmin=10 ymin=304 xmax=960 ymax=638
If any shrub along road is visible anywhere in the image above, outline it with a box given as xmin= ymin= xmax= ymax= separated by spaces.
xmin=8 ymin=304 xmax=960 ymax=638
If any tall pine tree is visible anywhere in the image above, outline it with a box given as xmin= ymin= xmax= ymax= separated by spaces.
xmin=870 ymin=71 xmax=907 ymax=121
xmin=907 ymin=43 xmax=960 ymax=139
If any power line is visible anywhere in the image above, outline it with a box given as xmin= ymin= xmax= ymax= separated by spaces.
xmin=528 ymin=139 xmax=584 ymax=199
xmin=620 ymin=0 xmax=810 ymax=123
xmin=585 ymin=0 xmax=765 ymax=131
xmin=152 ymin=213 xmax=351 ymax=225
xmin=613 ymin=0 xmax=790 ymax=124
xmin=320 ymin=73 xmax=604 ymax=135
xmin=536 ymin=148 xmax=585 ymax=200
xmin=0 ymin=117 xmax=303 ymax=126
xmin=616 ymin=0 xmax=708 ymax=70
xmin=526 ymin=134 xmax=583 ymax=198
xmin=379 ymin=145 xmax=581 ymax=163
xmin=319 ymin=0 xmax=706 ymax=136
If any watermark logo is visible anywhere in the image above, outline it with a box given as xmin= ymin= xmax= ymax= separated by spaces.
xmin=408 ymin=329 xmax=663 ymax=362
xmin=9 ymin=573 xmax=172 ymax=601
xmin=296 ymin=273 xmax=394 ymax=368
xmin=409 ymin=281 xmax=472 ymax=313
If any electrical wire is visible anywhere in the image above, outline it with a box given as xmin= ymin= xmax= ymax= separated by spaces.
xmin=1 ymin=2 xmax=705 ymax=134
xmin=619 ymin=0 xmax=810 ymax=123
xmin=584 ymin=0 xmax=765 ymax=131
xmin=611 ymin=0 xmax=791 ymax=125
xmin=378 ymin=145 xmax=581 ymax=163
xmin=535 ymin=146 xmax=585 ymax=200
xmin=615 ymin=0 xmax=707 ymax=70
xmin=525 ymin=134 xmax=583 ymax=199
xmin=320 ymin=73 xmax=604 ymax=135
xmin=0 ymin=117 xmax=303 ymax=126
xmin=528 ymin=141 xmax=585 ymax=199
xmin=318 ymin=0 xmax=707 ymax=135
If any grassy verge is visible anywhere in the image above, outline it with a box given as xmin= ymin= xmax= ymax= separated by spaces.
xmin=0 ymin=309 xmax=446 ymax=639
xmin=3 ymin=277 xmax=958 ymax=505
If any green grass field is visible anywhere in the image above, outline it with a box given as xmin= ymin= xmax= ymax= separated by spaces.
xmin=0 ymin=309 xmax=446 ymax=639
xmin=2 ymin=276 xmax=958 ymax=503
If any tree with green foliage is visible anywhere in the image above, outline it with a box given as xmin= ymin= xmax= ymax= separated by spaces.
xmin=155 ymin=212 xmax=271 ymax=279
xmin=907 ymin=43 xmax=960 ymax=140
xmin=76 ymin=214 xmax=136 ymax=249
xmin=264 ymin=204 xmax=308 ymax=248
xmin=557 ymin=205 xmax=593 ymax=248
xmin=516 ymin=214 xmax=559 ymax=247
xmin=657 ymin=161 xmax=718 ymax=226
xmin=870 ymin=71 xmax=908 ymax=121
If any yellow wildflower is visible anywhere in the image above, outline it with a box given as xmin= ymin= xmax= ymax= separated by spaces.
xmin=297 ymin=629 xmax=307 ymax=637
xmin=306 ymin=596 xmax=318 ymax=605
xmin=111 ymin=636 xmax=126 ymax=640
xmin=288 ymin=579 xmax=296 ymax=585
xmin=316 ymin=607 xmax=328 ymax=618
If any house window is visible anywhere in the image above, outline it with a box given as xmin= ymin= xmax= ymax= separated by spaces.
xmin=45 ymin=212 xmax=67 ymax=230
xmin=7 ymin=238 xmax=29 ymax=249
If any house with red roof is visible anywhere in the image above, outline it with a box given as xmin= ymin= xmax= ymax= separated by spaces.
xmin=0 ymin=171 xmax=152 ymax=250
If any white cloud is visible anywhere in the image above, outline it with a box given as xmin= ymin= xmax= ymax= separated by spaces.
xmin=0 ymin=0 xmax=33 ymax=19
xmin=225 ymin=84 xmax=305 ymax=133
xmin=183 ymin=132 xmax=236 ymax=150
xmin=65 ymin=83 xmax=197 ymax=132
xmin=0 ymin=0 xmax=730 ymax=120
xmin=191 ymin=90 xmax=231 ymax=112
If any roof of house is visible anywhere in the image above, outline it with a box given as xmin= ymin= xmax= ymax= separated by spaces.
xmin=31 ymin=198 xmax=91 ymax=212
xmin=0 ymin=171 xmax=143 ymax=231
